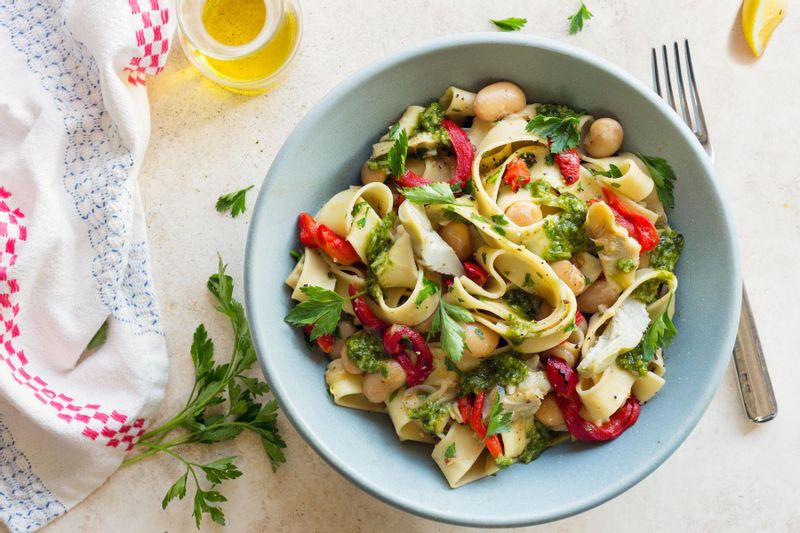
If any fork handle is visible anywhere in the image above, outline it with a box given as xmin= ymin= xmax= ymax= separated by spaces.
xmin=732 ymin=285 xmax=777 ymax=422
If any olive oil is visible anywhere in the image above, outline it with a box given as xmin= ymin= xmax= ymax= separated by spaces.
xmin=182 ymin=0 xmax=301 ymax=93
xmin=202 ymin=0 xmax=266 ymax=46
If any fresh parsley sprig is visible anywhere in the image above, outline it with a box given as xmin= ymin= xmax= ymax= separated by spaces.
xmin=122 ymin=257 xmax=286 ymax=528
xmin=526 ymin=113 xmax=582 ymax=153
xmin=387 ymin=128 xmax=409 ymax=177
xmin=399 ymin=182 xmax=458 ymax=206
xmin=216 ymin=186 xmax=254 ymax=218
xmin=485 ymin=392 xmax=512 ymax=437
xmin=637 ymin=154 xmax=677 ymax=209
xmin=283 ymin=286 xmax=345 ymax=340
xmin=568 ymin=2 xmax=593 ymax=34
xmin=491 ymin=17 xmax=527 ymax=32
xmin=430 ymin=301 xmax=473 ymax=362
xmin=642 ymin=301 xmax=677 ymax=361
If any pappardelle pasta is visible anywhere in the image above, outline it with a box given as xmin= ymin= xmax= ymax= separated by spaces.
xmin=285 ymin=81 xmax=684 ymax=488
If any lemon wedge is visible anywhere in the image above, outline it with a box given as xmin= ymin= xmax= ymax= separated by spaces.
xmin=742 ymin=0 xmax=787 ymax=57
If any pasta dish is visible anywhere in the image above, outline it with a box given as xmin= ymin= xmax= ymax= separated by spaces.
xmin=284 ymin=81 xmax=683 ymax=488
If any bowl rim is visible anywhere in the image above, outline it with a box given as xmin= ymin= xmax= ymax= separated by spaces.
xmin=245 ymin=32 xmax=742 ymax=527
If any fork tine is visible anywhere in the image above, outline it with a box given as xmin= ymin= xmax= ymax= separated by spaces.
xmin=651 ymin=48 xmax=662 ymax=96
xmin=672 ymin=41 xmax=694 ymax=131
xmin=684 ymin=39 xmax=710 ymax=144
xmin=661 ymin=45 xmax=677 ymax=113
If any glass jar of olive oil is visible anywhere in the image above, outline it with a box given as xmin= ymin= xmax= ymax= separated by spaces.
xmin=177 ymin=0 xmax=302 ymax=94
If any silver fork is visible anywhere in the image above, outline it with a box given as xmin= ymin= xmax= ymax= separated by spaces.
xmin=651 ymin=40 xmax=777 ymax=423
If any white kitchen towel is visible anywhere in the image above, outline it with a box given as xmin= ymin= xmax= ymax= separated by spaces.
xmin=0 ymin=1 xmax=174 ymax=531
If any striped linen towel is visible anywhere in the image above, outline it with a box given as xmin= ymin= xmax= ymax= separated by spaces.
xmin=0 ymin=1 xmax=175 ymax=530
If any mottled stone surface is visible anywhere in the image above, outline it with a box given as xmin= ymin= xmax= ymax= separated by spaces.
xmin=45 ymin=1 xmax=799 ymax=531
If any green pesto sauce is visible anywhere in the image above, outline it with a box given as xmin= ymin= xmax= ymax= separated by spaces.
xmin=408 ymin=401 xmax=448 ymax=434
xmin=617 ymin=257 xmax=637 ymax=273
xmin=346 ymin=331 xmax=389 ymax=374
xmin=632 ymin=226 xmax=683 ymax=304
xmin=526 ymin=179 xmax=588 ymax=261
xmin=542 ymin=210 xmax=587 ymax=261
xmin=366 ymin=212 xmax=396 ymax=297
xmin=616 ymin=343 xmax=649 ymax=376
xmin=632 ymin=270 xmax=675 ymax=304
xmin=648 ymin=225 xmax=684 ymax=271
xmin=518 ymin=420 xmax=557 ymax=463
xmin=505 ymin=288 xmax=541 ymax=320
xmin=506 ymin=313 xmax=542 ymax=346
xmin=458 ymin=353 xmax=529 ymax=396
xmin=417 ymin=102 xmax=451 ymax=148
xmin=537 ymin=103 xmax=582 ymax=118
xmin=366 ymin=211 xmax=395 ymax=263
xmin=419 ymin=102 xmax=444 ymax=131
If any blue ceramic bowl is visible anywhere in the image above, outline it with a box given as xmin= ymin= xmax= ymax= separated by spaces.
xmin=245 ymin=34 xmax=741 ymax=527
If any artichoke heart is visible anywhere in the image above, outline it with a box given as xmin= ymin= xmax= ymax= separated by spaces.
xmin=577 ymin=297 xmax=650 ymax=377
xmin=585 ymin=202 xmax=641 ymax=290
xmin=398 ymin=201 xmax=464 ymax=276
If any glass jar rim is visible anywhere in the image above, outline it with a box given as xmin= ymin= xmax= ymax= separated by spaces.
xmin=176 ymin=0 xmax=285 ymax=60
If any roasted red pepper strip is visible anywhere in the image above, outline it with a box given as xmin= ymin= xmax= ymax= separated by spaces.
xmin=303 ymin=325 xmax=334 ymax=354
xmin=554 ymin=147 xmax=581 ymax=185
xmin=466 ymin=391 xmax=504 ymax=457
xmin=484 ymin=435 xmax=503 ymax=458
xmin=602 ymin=189 xmax=660 ymax=253
xmin=382 ymin=324 xmax=434 ymax=386
xmin=545 ymin=357 xmax=640 ymax=442
xmin=462 ymin=261 xmax=489 ymax=286
xmin=442 ymin=119 xmax=475 ymax=190
xmin=395 ymin=169 xmax=432 ymax=188
xmin=502 ymin=155 xmax=531 ymax=192
xmin=348 ymin=284 xmax=389 ymax=331
xmin=317 ymin=225 xmax=361 ymax=265
xmin=575 ymin=310 xmax=586 ymax=325
xmin=469 ymin=390 xmax=487 ymax=438
xmin=298 ymin=212 xmax=318 ymax=248
xmin=457 ymin=396 xmax=473 ymax=424
xmin=297 ymin=212 xmax=360 ymax=265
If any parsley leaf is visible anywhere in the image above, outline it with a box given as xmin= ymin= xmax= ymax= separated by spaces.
xmin=431 ymin=302 xmax=473 ymax=362
xmin=216 ymin=185 xmax=254 ymax=218
xmin=642 ymin=301 xmax=677 ymax=361
xmin=485 ymin=392 xmax=512 ymax=437
xmin=283 ymin=286 xmax=345 ymax=340
xmin=86 ymin=320 xmax=108 ymax=351
xmin=617 ymin=298 xmax=677 ymax=376
xmin=526 ymin=114 xmax=582 ymax=153
xmin=445 ymin=442 xmax=457 ymax=459
xmin=399 ymin=182 xmax=458 ymax=206
xmin=388 ymin=122 xmax=403 ymax=141
xmin=387 ymin=128 xmax=408 ymax=177
xmin=415 ymin=277 xmax=440 ymax=308
xmin=568 ymin=2 xmax=593 ymax=34
xmin=490 ymin=17 xmax=527 ymax=32
xmin=590 ymin=163 xmax=623 ymax=179
xmin=637 ymin=154 xmax=677 ymax=209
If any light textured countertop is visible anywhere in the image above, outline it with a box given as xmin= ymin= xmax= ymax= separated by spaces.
xmin=45 ymin=0 xmax=799 ymax=531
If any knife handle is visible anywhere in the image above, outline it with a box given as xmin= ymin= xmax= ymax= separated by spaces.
xmin=732 ymin=285 xmax=778 ymax=423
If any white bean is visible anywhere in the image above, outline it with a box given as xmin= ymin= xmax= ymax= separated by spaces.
xmin=473 ymin=82 xmax=527 ymax=122
xmin=362 ymin=360 xmax=407 ymax=403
